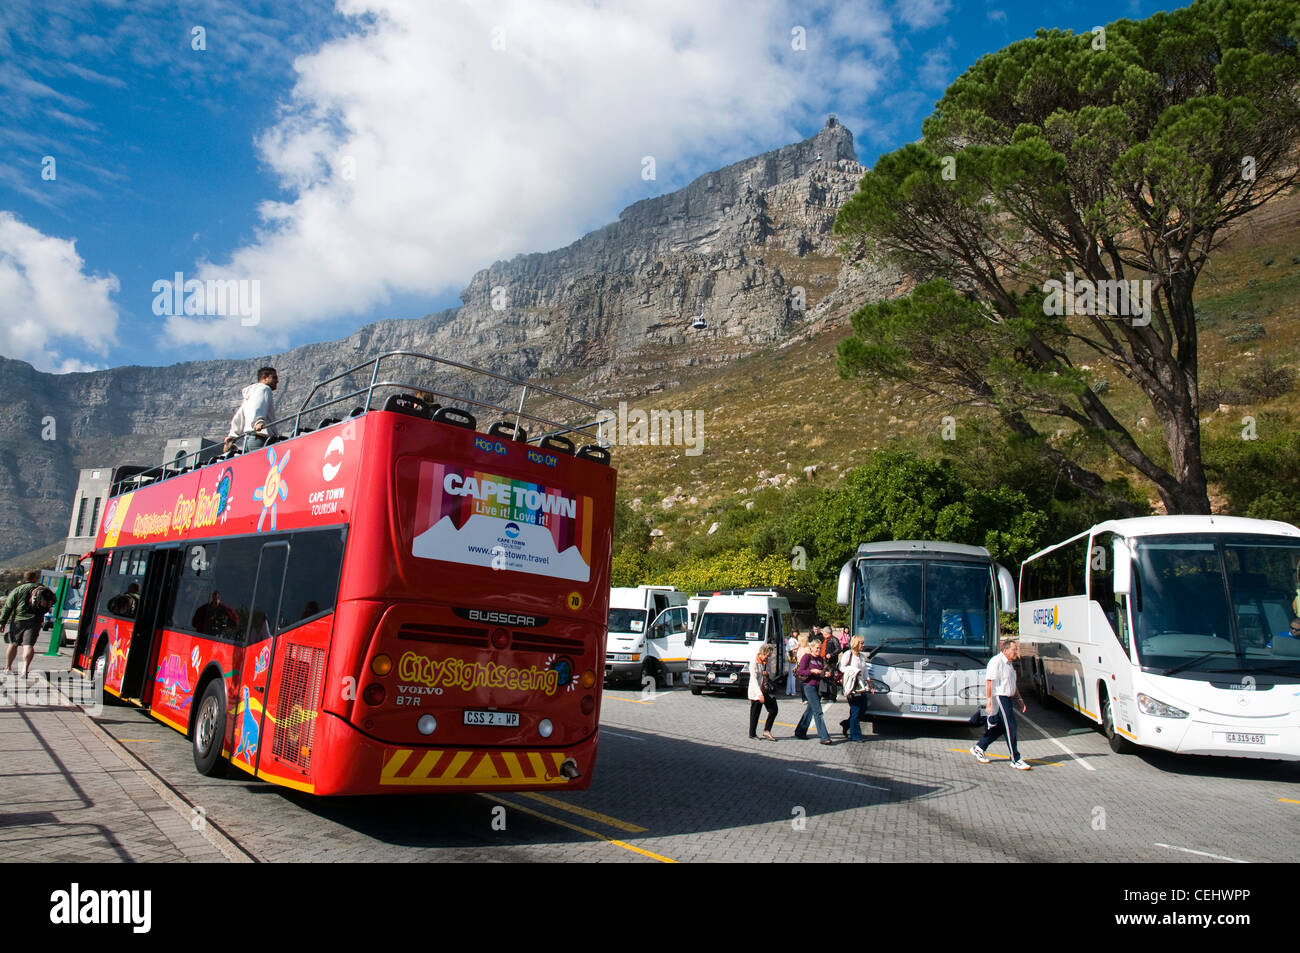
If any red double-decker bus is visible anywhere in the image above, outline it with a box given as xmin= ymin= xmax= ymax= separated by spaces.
xmin=72 ymin=352 xmax=615 ymax=795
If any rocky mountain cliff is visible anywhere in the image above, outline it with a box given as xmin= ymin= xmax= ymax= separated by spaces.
xmin=0 ymin=117 xmax=903 ymax=562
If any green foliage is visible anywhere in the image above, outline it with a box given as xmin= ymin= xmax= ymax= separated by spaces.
xmin=1205 ymin=430 xmax=1300 ymax=521
xmin=833 ymin=0 xmax=1300 ymax=514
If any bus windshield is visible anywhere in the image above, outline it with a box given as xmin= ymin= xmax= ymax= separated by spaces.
xmin=1133 ymin=534 xmax=1300 ymax=679
xmin=699 ymin=613 xmax=767 ymax=641
xmin=608 ymin=608 xmax=647 ymax=634
xmin=852 ymin=559 xmax=995 ymax=653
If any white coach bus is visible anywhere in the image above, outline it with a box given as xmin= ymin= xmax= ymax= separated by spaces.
xmin=1018 ymin=516 xmax=1300 ymax=760
xmin=835 ymin=541 xmax=1018 ymax=723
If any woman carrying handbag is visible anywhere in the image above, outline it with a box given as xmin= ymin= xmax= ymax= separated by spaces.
xmin=838 ymin=636 xmax=873 ymax=742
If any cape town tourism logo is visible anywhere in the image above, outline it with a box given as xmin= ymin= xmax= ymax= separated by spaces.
xmin=410 ymin=462 xmax=594 ymax=581
xmin=254 ymin=447 xmax=290 ymax=532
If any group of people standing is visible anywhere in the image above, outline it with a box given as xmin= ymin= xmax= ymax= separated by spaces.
xmin=747 ymin=626 xmax=874 ymax=746
xmin=745 ymin=628 xmax=1032 ymax=770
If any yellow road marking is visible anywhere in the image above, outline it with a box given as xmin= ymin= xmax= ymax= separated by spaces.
xmin=1280 ymin=798 xmax=1300 ymax=805
xmin=604 ymin=695 xmax=654 ymax=706
xmin=518 ymin=792 xmax=648 ymax=833
xmin=486 ymin=794 xmax=676 ymax=863
xmin=947 ymin=747 xmax=1060 ymax=766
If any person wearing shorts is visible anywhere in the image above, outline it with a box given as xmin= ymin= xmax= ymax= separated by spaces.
xmin=3 ymin=571 xmax=44 ymax=679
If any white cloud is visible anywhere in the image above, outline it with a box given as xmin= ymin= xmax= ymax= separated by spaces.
xmin=893 ymin=0 xmax=953 ymax=31
xmin=167 ymin=0 xmax=895 ymax=353
xmin=0 ymin=212 xmax=119 ymax=373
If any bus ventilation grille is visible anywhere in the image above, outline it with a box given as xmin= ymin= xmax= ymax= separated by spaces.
xmin=271 ymin=643 xmax=326 ymax=774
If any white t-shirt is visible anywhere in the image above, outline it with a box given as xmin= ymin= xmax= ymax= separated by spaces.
xmin=985 ymin=651 xmax=1018 ymax=697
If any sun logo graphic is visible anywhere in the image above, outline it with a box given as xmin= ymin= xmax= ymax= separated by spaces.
xmin=254 ymin=447 xmax=290 ymax=532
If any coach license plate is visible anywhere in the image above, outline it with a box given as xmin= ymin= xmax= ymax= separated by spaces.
xmin=1225 ymin=732 xmax=1265 ymax=745
xmin=910 ymin=704 xmax=939 ymax=713
xmin=463 ymin=710 xmax=520 ymax=727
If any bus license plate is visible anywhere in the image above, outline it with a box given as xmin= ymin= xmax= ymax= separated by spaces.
xmin=1225 ymin=732 xmax=1265 ymax=745
xmin=463 ymin=710 xmax=520 ymax=727
xmin=909 ymin=704 xmax=939 ymax=713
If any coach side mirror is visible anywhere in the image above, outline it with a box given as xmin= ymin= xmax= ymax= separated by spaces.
xmin=837 ymin=560 xmax=854 ymax=606
xmin=996 ymin=564 xmax=1017 ymax=613
xmin=1113 ymin=539 xmax=1133 ymax=595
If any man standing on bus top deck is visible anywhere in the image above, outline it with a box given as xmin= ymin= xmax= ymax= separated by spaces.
xmin=971 ymin=638 xmax=1031 ymax=770
xmin=225 ymin=366 xmax=279 ymax=452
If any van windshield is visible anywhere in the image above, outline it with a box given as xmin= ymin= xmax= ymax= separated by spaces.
xmin=608 ymin=608 xmax=647 ymax=634
xmin=699 ymin=613 xmax=767 ymax=641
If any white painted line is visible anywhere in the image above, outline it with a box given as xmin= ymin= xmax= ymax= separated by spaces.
xmin=600 ymin=728 xmax=644 ymax=742
xmin=1019 ymin=711 xmax=1095 ymax=772
xmin=788 ymin=769 xmax=890 ymax=791
xmin=1155 ymin=843 xmax=1249 ymax=864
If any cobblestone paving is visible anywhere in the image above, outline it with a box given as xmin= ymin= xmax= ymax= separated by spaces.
xmin=82 ymin=680 xmax=1300 ymax=863
xmin=0 ymin=674 xmax=225 ymax=863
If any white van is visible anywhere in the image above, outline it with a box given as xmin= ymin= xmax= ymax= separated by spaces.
xmin=687 ymin=591 xmax=792 ymax=695
xmin=606 ymin=586 xmax=690 ymax=686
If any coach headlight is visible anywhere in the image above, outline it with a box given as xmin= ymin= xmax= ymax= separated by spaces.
xmin=1136 ymin=693 xmax=1188 ymax=718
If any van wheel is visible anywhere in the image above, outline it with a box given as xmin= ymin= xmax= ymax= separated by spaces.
xmin=1101 ymin=693 xmax=1131 ymax=754
xmin=192 ymin=680 xmax=229 ymax=777
xmin=690 ymin=686 xmax=703 ymax=696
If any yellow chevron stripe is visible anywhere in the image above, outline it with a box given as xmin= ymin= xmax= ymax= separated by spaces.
xmin=378 ymin=749 xmax=573 ymax=786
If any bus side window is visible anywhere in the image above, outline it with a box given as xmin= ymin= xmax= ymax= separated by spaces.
xmin=104 ymin=549 xmax=144 ymax=619
xmin=1090 ymin=532 xmax=1128 ymax=653
xmin=277 ymin=529 xmax=346 ymax=629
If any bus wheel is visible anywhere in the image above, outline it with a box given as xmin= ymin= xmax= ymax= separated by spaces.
xmin=1035 ymin=664 xmax=1054 ymax=710
xmin=91 ymin=646 xmax=117 ymax=708
xmin=192 ymin=681 xmax=229 ymax=777
xmin=1101 ymin=694 xmax=1131 ymax=754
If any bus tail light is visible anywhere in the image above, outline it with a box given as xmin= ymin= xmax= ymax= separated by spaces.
xmin=491 ymin=627 xmax=510 ymax=650
xmin=417 ymin=715 xmax=437 ymax=735
xmin=538 ymin=718 xmax=553 ymax=738
xmin=363 ymin=683 xmax=386 ymax=706
xmin=579 ymin=669 xmax=596 ymax=689
xmin=370 ymin=654 xmax=392 ymax=676
xmin=580 ymin=695 xmax=595 ymax=715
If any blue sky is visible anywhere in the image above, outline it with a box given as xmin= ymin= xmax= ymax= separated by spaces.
xmin=0 ymin=0 xmax=1173 ymax=373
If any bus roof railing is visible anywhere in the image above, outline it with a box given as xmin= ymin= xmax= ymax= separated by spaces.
xmin=108 ymin=350 xmax=613 ymax=497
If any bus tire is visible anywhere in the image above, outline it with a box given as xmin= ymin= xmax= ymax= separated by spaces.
xmin=1101 ymin=693 xmax=1131 ymax=754
xmin=192 ymin=680 xmax=229 ymax=778
xmin=1035 ymin=663 xmax=1054 ymax=710
xmin=91 ymin=642 xmax=118 ymax=708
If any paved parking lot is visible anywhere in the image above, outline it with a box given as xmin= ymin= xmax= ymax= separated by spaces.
xmin=77 ymin=680 xmax=1300 ymax=863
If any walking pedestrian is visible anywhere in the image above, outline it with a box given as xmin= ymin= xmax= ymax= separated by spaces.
xmin=971 ymin=638 xmax=1031 ymax=770
xmin=785 ymin=631 xmax=799 ymax=696
xmin=793 ymin=635 xmax=833 ymax=744
xmin=2 ymin=571 xmax=54 ymax=679
xmin=748 ymin=645 xmax=778 ymax=741
xmin=838 ymin=636 xmax=873 ymax=741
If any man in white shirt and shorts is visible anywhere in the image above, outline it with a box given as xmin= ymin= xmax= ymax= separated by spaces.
xmin=971 ymin=638 xmax=1030 ymax=770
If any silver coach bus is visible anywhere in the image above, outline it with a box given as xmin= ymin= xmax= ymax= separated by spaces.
xmin=836 ymin=541 xmax=1018 ymax=723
